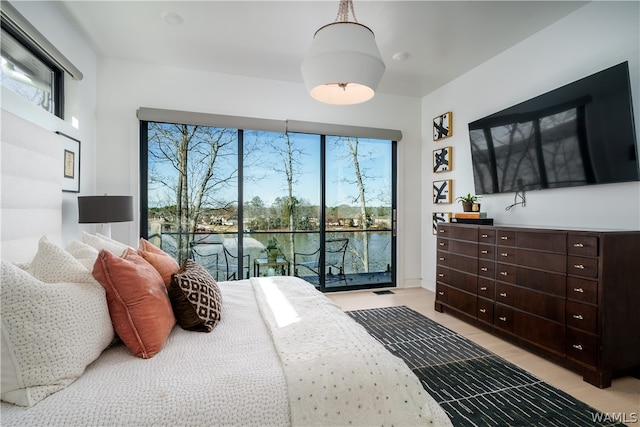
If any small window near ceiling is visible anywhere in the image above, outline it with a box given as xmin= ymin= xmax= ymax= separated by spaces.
xmin=0 ymin=26 xmax=63 ymax=117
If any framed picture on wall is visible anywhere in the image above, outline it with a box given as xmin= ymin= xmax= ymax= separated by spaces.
xmin=433 ymin=112 xmax=452 ymax=141
xmin=432 ymin=212 xmax=451 ymax=234
xmin=59 ymin=132 xmax=81 ymax=193
xmin=433 ymin=179 xmax=452 ymax=204
xmin=433 ymin=146 xmax=452 ymax=173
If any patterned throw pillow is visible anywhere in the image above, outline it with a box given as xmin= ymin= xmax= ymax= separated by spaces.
xmin=169 ymin=259 xmax=222 ymax=332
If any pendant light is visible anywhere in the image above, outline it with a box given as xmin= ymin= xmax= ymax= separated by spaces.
xmin=301 ymin=0 xmax=385 ymax=105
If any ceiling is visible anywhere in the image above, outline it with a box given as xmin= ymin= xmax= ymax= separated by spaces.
xmin=56 ymin=1 xmax=588 ymax=98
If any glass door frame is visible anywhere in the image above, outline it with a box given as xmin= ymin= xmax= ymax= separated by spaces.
xmin=140 ymin=122 xmax=397 ymax=292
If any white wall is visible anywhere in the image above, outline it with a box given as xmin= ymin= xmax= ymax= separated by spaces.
xmin=421 ymin=1 xmax=640 ymax=291
xmin=95 ymin=58 xmax=423 ymax=287
xmin=0 ymin=1 xmax=98 ymax=247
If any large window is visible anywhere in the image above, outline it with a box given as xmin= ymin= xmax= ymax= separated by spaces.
xmin=140 ymin=116 xmax=397 ymax=292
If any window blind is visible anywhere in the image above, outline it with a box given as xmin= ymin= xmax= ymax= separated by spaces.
xmin=137 ymin=107 xmax=402 ymax=141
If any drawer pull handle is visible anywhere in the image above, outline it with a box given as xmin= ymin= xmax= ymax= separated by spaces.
xmin=481 ymin=267 xmax=488 ymax=272
xmin=438 ymin=291 xmax=445 ymax=296
xmin=572 ymin=344 xmax=583 ymax=351
xmin=480 ymin=286 xmax=487 ymax=291
xmin=481 ymin=250 xmax=488 ymax=254
xmin=573 ymin=243 xmax=584 ymax=248
xmin=573 ymin=264 xmax=585 ymax=270
xmin=481 ymin=234 xmax=488 ymax=238
xmin=438 ymin=273 xmax=444 ymax=277
xmin=500 ymin=271 xmax=508 ymax=276
xmin=479 ymin=308 xmax=486 ymax=313
xmin=573 ymin=287 xmax=584 ymax=293
xmin=498 ymin=316 xmax=507 ymax=322
xmin=501 ymin=236 xmax=508 ymax=240
xmin=572 ymin=314 xmax=584 ymax=320
xmin=439 ymin=229 xmax=445 ymax=233
xmin=439 ymin=242 xmax=445 ymax=246
xmin=501 ymin=253 xmax=508 ymax=257
xmin=499 ymin=292 xmax=507 ymax=297
xmin=439 ymin=257 xmax=445 ymax=261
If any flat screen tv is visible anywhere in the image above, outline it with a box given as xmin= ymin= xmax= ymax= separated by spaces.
xmin=468 ymin=61 xmax=639 ymax=195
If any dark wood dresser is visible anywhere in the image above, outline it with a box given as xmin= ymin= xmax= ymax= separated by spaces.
xmin=434 ymin=223 xmax=640 ymax=388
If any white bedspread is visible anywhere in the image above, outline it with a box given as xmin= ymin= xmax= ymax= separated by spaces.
xmin=1 ymin=277 xmax=451 ymax=426
xmin=252 ymin=276 xmax=451 ymax=426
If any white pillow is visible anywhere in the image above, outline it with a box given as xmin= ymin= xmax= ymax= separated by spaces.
xmin=65 ymin=239 xmax=100 ymax=271
xmin=0 ymin=260 xmax=114 ymax=407
xmin=82 ymin=231 xmax=130 ymax=256
xmin=28 ymin=236 xmax=96 ymax=284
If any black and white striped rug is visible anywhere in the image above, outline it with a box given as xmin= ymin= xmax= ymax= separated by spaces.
xmin=347 ymin=305 xmax=625 ymax=427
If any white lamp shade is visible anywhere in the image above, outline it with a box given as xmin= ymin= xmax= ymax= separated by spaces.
xmin=301 ymin=22 xmax=385 ymax=105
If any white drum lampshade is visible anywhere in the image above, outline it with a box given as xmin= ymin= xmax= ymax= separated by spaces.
xmin=301 ymin=2 xmax=385 ymax=105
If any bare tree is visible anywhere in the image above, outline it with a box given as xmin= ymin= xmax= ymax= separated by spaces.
xmin=265 ymin=133 xmax=305 ymax=260
xmin=147 ymin=122 xmax=237 ymax=262
xmin=344 ymin=137 xmax=370 ymax=272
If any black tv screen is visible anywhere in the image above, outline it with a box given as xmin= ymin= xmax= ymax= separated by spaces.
xmin=468 ymin=61 xmax=639 ymax=195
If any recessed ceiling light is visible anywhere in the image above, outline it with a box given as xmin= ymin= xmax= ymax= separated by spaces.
xmin=392 ymin=52 xmax=410 ymax=61
xmin=162 ymin=11 xmax=183 ymax=25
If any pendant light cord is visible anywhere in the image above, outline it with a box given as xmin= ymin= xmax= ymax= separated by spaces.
xmin=335 ymin=0 xmax=358 ymax=23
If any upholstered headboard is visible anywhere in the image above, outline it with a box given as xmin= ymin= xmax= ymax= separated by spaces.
xmin=1 ymin=110 xmax=62 ymax=263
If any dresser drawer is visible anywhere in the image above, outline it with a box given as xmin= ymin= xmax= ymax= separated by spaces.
xmin=568 ymin=256 xmax=598 ymax=278
xmin=478 ymin=244 xmax=495 ymax=260
xmin=496 ymin=283 xmax=565 ymax=323
xmin=566 ymin=329 xmax=597 ymax=367
xmin=514 ymin=311 xmax=565 ymax=356
xmin=449 ymin=239 xmax=478 ymax=257
xmin=478 ymin=260 xmax=495 ymax=279
xmin=436 ymin=284 xmax=477 ymax=315
xmin=496 ymin=263 xmax=517 ymax=284
xmin=506 ymin=266 xmax=565 ymax=296
xmin=567 ymin=234 xmax=599 ymax=257
xmin=478 ymin=277 xmax=495 ymax=299
xmin=494 ymin=305 xmax=515 ymax=333
xmin=566 ymin=277 xmax=597 ymax=304
xmin=517 ymin=231 xmax=567 ymax=253
xmin=439 ymin=252 xmax=477 ymax=273
xmin=477 ymin=299 xmax=494 ymax=324
xmin=515 ymin=248 xmax=567 ymax=273
xmin=436 ymin=266 xmax=477 ymax=294
xmin=496 ymin=246 xmax=517 ymax=262
xmin=496 ymin=230 xmax=516 ymax=246
xmin=566 ymin=301 xmax=597 ymax=334
xmin=439 ymin=224 xmax=478 ymax=242
xmin=479 ymin=228 xmax=496 ymax=244
xmin=497 ymin=246 xmax=567 ymax=273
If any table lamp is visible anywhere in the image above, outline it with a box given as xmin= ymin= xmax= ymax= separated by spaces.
xmin=78 ymin=195 xmax=133 ymax=238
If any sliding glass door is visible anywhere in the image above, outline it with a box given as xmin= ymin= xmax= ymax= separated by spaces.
xmin=324 ymin=136 xmax=394 ymax=289
xmin=141 ymin=120 xmax=396 ymax=291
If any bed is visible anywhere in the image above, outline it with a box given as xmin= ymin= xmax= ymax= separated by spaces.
xmin=0 ymin=235 xmax=452 ymax=426
xmin=1 ymin=111 xmax=450 ymax=425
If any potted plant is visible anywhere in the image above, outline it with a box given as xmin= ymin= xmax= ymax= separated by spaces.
xmin=264 ymin=237 xmax=280 ymax=263
xmin=456 ymin=193 xmax=481 ymax=212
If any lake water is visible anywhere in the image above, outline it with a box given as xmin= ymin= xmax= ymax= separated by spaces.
xmin=155 ymin=230 xmax=392 ymax=278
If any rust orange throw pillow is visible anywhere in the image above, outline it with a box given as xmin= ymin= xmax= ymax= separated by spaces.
xmin=138 ymin=238 xmax=179 ymax=287
xmin=92 ymin=249 xmax=176 ymax=358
